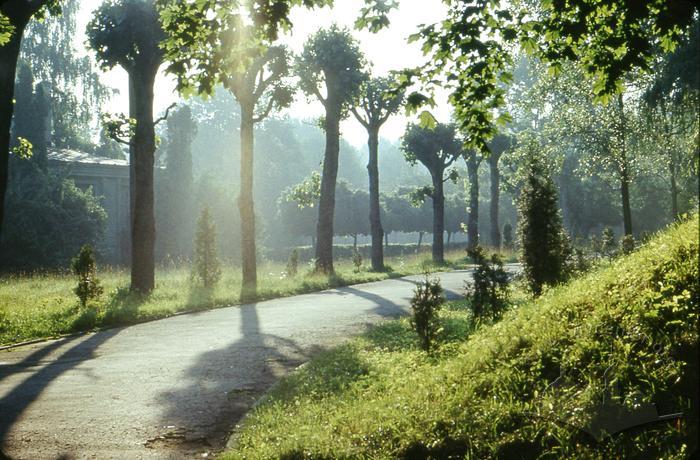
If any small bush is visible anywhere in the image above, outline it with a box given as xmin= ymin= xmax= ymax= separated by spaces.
xmin=193 ymin=207 xmax=221 ymax=288
xmin=465 ymin=246 xmax=509 ymax=320
xmin=71 ymin=244 xmax=103 ymax=309
xmin=286 ymin=249 xmax=299 ymax=276
xmin=410 ymin=276 xmax=444 ymax=352
xmin=620 ymin=234 xmax=635 ymax=255
xmin=601 ymin=227 xmax=616 ymax=257
xmin=567 ymin=248 xmax=591 ymax=275
xmin=517 ymin=158 xmax=569 ymax=295
xmin=589 ymin=234 xmax=602 ymax=258
xmin=352 ymin=248 xmax=363 ymax=272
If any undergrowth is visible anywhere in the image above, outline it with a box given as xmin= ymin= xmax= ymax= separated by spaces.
xmin=225 ymin=215 xmax=699 ymax=459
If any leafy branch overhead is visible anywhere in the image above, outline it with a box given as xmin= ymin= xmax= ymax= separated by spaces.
xmin=392 ymin=0 xmax=698 ymax=153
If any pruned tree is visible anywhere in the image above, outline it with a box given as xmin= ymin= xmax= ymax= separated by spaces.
xmin=224 ymin=44 xmax=292 ymax=300
xmin=401 ymin=122 xmax=462 ymax=264
xmin=351 ymin=76 xmax=403 ymax=270
xmin=296 ymin=26 xmax=367 ymax=273
xmin=87 ymin=0 xmax=165 ymax=293
xmin=159 ymin=2 xmax=295 ymax=300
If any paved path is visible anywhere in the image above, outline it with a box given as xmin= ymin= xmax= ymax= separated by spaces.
xmin=0 ymin=270 xmax=472 ymax=459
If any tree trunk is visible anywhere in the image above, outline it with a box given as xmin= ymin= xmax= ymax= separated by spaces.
xmin=431 ymin=174 xmax=445 ymax=264
xmin=466 ymin=155 xmax=480 ymax=249
xmin=0 ymin=35 xmax=23 ymax=239
xmin=0 ymin=5 xmax=33 ymax=239
xmin=417 ymin=231 xmax=424 ymax=249
xmin=352 ymin=234 xmax=357 ymax=249
xmin=620 ymin=169 xmax=633 ymax=236
xmin=670 ymin=151 xmax=679 ymax=220
xmin=488 ymin=151 xmax=502 ymax=249
xmin=367 ymin=127 xmax=384 ymax=271
xmin=384 ymin=232 xmax=389 ymax=249
xmin=239 ymin=102 xmax=257 ymax=301
xmin=447 ymin=231 xmax=452 ymax=246
xmin=617 ymin=94 xmax=633 ymax=236
xmin=130 ymin=65 xmax=158 ymax=293
xmin=315 ymin=105 xmax=341 ymax=273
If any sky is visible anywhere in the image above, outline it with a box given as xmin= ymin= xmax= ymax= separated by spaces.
xmin=75 ymin=0 xmax=450 ymax=148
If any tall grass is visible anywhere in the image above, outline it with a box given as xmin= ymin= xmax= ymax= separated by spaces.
xmin=224 ymin=215 xmax=699 ymax=459
xmin=0 ymin=249 xmax=470 ymax=346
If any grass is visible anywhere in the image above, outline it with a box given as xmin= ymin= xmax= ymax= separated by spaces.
xmin=224 ymin=215 xmax=699 ymax=459
xmin=0 ymin=248 xmax=474 ymax=347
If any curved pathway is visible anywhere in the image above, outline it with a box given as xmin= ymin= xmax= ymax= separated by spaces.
xmin=0 ymin=270 xmax=473 ymax=459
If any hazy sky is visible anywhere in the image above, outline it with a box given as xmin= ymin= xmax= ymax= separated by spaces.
xmin=76 ymin=0 xmax=450 ymax=147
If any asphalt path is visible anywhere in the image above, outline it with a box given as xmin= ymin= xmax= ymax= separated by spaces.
xmin=0 ymin=270 xmax=474 ymax=459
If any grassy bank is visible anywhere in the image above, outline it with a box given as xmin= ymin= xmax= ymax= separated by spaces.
xmin=225 ymin=215 xmax=699 ymax=459
xmin=0 ymin=248 xmax=474 ymax=346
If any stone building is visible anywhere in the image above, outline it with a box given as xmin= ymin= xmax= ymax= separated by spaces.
xmin=48 ymin=149 xmax=130 ymax=265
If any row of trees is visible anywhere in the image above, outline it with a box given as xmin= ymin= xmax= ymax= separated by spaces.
xmin=278 ymin=180 xmax=471 ymax=249
xmin=1 ymin=0 xmax=697 ymax=297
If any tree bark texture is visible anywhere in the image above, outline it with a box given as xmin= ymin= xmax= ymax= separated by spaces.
xmin=431 ymin=173 xmax=445 ymax=264
xmin=130 ymin=66 xmax=158 ymax=293
xmin=367 ymin=127 xmax=384 ymax=270
xmin=239 ymin=102 xmax=257 ymax=300
xmin=315 ymin=106 xmax=341 ymax=273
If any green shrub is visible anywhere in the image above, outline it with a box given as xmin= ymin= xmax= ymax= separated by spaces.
xmin=193 ymin=207 xmax=221 ymax=288
xmin=71 ymin=244 xmax=103 ymax=309
xmin=517 ymin=158 xmax=569 ymax=295
xmin=352 ymin=248 xmax=363 ymax=272
xmin=1 ymin=170 xmax=106 ymax=270
xmin=589 ymin=234 xmax=602 ymax=258
xmin=465 ymin=246 xmax=509 ymax=320
xmin=410 ymin=276 xmax=444 ymax=352
xmin=620 ymin=234 xmax=635 ymax=255
xmin=286 ymin=248 xmax=299 ymax=276
xmin=602 ymin=227 xmax=617 ymax=257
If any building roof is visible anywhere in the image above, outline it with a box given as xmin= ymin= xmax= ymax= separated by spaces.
xmin=48 ymin=148 xmax=129 ymax=167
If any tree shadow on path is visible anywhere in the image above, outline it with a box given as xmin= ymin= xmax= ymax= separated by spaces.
xmin=150 ymin=303 xmax=326 ymax=456
xmin=0 ymin=330 xmax=119 ymax=456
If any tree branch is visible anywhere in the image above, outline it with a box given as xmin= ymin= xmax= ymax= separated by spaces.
xmin=351 ymin=107 xmax=369 ymax=129
xmin=154 ymin=103 xmax=177 ymax=126
xmin=311 ymin=84 xmax=327 ymax=107
xmin=253 ymin=96 xmax=275 ymax=123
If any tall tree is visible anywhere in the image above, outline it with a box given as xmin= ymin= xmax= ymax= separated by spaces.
xmin=486 ymin=134 xmax=512 ymax=249
xmin=296 ymin=26 xmax=367 ymax=273
xmin=87 ymin=0 xmax=165 ymax=293
xmin=402 ymin=123 xmax=462 ymax=264
xmin=224 ymin=44 xmax=292 ymax=301
xmin=463 ymin=148 xmax=482 ymax=249
xmin=0 ymin=0 xmax=58 ymax=239
xmin=351 ymin=76 xmax=402 ymax=271
xmin=20 ymin=0 xmax=111 ymax=150
xmin=643 ymin=24 xmax=700 ymax=221
xmin=159 ymin=2 xmax=297 ymax=300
